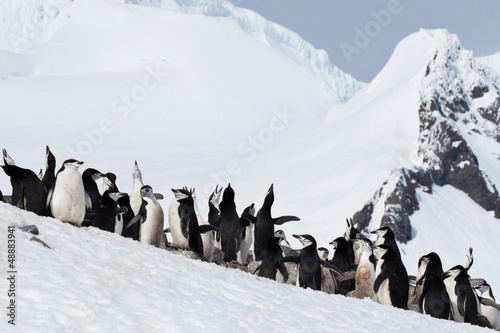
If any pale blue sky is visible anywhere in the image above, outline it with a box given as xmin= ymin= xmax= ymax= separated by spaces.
xmin=236 ymin=0 xmax=500 ymax=82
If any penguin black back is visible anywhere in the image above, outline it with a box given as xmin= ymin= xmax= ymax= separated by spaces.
xmin=254 ymin=184 xmax=299 ymax=261
xmin=255 ymin=236 xmax=288 ymax=282
xmin=1 ymin=165 xmax=47 ymax=216
xmin=82 ymin=168 xmax=105 ymax=220
xmin=442 ymin=265 xmax=479 ymax=325
xmin=118 ymin=194 xmax=138 ymax=240
xmin=218 ymin=184 xmax=240 ymax=261
xmin=419 ymin=272 xmax=450 ymax=319
xmin=330 ymin=236 xmax=354 ymax=295
xmin=42 ymin=146 xmax=56 ymax=192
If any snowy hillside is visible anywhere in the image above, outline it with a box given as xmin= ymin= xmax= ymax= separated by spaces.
xmin=0 ymin=0 xmax=500 ymax=330
xmin=0 ymin=203 xmax=493 ymax=332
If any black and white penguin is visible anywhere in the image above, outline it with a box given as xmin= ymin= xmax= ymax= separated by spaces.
xmin=47 ymin=159 xmax=86 ymax=226
xmin=344 ymin=218 xmax=360 ymax=266
xmin=329 ymin=236 xmax=355 ymax=295
xmin=254 ymin=236 xmax=288 ymax=282
xmin=139 ymin=185 xmax=164 ymax=247
xmin=191 ymin=188 xmax=215 ymax=262
xmin=208 ymin=185 xmax=222 ymax=249
xmin=82 ymin=168 xmax=106 ymax=220
xmin=318 ymin=247 xmax=336 ymax=294
xmin=282 ymin=234 xmax=343 ymax=291
xmin=1 ymin=165 xmax=47 ymax=216
xmin=101 ymin=172 xmax=119 ymax=194
xmin=130 ymin=161 xmax=144 ymax=216
xmin=254 ymin=184 xmax=300 ymax=261
xmin=117 ymin=193 xmax=138 ymax=241
xmin=218 ymin=184 xmax=240 ymax=262
xmin=347 ymin=238 xmax=377 ymax=301
xmin=474 ymin=283 xmax=500 ymax=329
xmin=41 ymin=146 xmax=56 ymax=192
xmin=236 ymin=203 xmax=256 ymax=265
xmin=2 ymin=148 xmax=22 ymax=208
xmin=442 ymin=265 xmax=479 ymax=324
xmin=92 ymin=190 xmax=128 ymax=234
xmin=371 ymin=226 xmax=401 ymax=260
xmin=274 ymin=230 xmax=295 ymax=258
xmin=373 ymin=244 xmax=409 ymax=309
xmin=418 ymin=272 xmax=450 ymax=319
xmin=410 ymin=252 xmax=444 ymax=307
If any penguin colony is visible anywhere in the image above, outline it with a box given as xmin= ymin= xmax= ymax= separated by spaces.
xmin=1 ymin=147 xmax=499 ymax=330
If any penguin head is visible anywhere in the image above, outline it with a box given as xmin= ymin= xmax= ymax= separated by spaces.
xmin=171 ymin=188 xmax=192 ymax=204
xmin=370 ymin=226 xmax=390 ymax=238
xmin=474 ymin=284 xmax=495 ymax=300
xmin=262 ymin=184 xmax=275 ymax=206
xmin=274 ymin=229 xmax=285 ymax=240
xmin=209 ymin=185 xmax=223 ymax=205
xmin=329 ymin=236 xmax=346 ymax=249
xmin=243 ymin=203 xmax=255 ymax=216
xmin=107 ymin=191 xmax=128 ymax=202
xmin=133 ymin=161 xmax=143 ymax=181
xmin=372 ymin=244 xmax=391 ymax=259
xmin=293 ymin=234 xmax=316 ymax=248
xmin=63 ymin=159 xmax=84 ymax=169
xmin=83 ymin=168 xmax=106 ymax=182
xmin=141 ymin=185 xmax=156 ymax=199
xmin=442 ymin=265 xmax=465 ymax=280
xmin=45 ymin=145 xmax=56 ymax=166
xmin=344 ymin=217 xmax=359 ymax=240
xmin=317 ymin=247 xmax=329 ymax=260
xmin=222 ymin=184 xmax=235 ymax=202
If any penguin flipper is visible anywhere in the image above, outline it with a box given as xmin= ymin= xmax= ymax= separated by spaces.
xmin=117 ymin=206 xmax=128 ymax=215
xmin=179 ymin=209 xmax=190 ymax=238
xmin=153 ymin=193 xmax=164 ymax=200
xmin=457 ymin=290 xmax=466 ymax=318
xmin=319 ymin=259 xmax=344 ymax=276
xmin=85 ymin=192 xmax=92 ymax=210
xmin=199 ymin=225 xmax=218 ymax=234
xmin=253 ymin=264 xmax=262 ymax=275
xmin=272 ymin=216 xmax=300 ymax=225
xmin=125 ymin=214 xmax=143 ymax=229
xmin=240 ymin=212 xmax=256 ymax=224
xmin=276 ymin=261 xmax=289 ymax=282
xmin=373 ymin=271 xmax=389 ymax=293
xmin=46 ymin=185 xmax=54 ymax=209
xmin=281 ymin=255 xmax=300 ymax=264
xmin=479 ymin=298 xmax=500 ymax=310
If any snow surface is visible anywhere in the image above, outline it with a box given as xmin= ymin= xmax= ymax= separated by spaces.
xmin=0 ymin=203 xmax=493 ymax=332
xmin=0 ymin=0 xmax=499 ymax=330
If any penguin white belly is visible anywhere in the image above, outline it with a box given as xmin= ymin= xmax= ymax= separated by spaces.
xmin=168 ymin=200 xmax=189 ymax=249
xmin=141 ymin=199 xmax=164 ymax=247
xmin=355 ymin=263 xmax=376 ymax=300
xmin=197 ymin=215 xmax=214 ymax=262
xmin=130 ymin=179 xmax=143 ymax=216
xmin=377 ymin=279 xmax=391 ymax=305
xmin=50 ymin=172 xmax=85 ymax=225
xmin=481 ymin=304 xmax=499 ymax=329
xmin=321 ymin=267 xmax=335 ymax=294
xmin=114 ymin=215 xmax=123 ymax=235
xmin=237 ymin=225 xmax=253 ymax=265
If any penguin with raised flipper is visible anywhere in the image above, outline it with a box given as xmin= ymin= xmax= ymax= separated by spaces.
xmin=373 ymin=244 xmax=409 ymax=309
xmin=254 ymin=236 xmax=288 ymax=282
xmin=254 ymin=184 xmax=300 ymax=261
xmin=1 ymin=165 xmax=47 ymax=216
xmin=282 ymin=234 xmax=343 ymax=291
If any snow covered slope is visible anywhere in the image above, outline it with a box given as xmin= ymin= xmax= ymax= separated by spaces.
xmin=0 ymin=203 xmax=493 ymax=332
